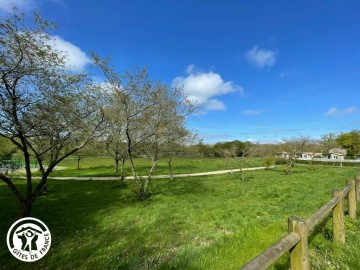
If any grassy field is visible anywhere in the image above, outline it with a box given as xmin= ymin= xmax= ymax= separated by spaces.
xmin=1 ymin=165 xmax=360 ymax=269
xmin=30 ymin=156 xmax=267 ymax=177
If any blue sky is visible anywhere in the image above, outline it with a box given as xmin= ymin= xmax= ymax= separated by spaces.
xmin=2 ymin=0 xmax=360 ymax=143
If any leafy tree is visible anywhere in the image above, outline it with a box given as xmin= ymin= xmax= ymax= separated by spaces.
xmin=214 ymin=140 xmax=246 ymax=157
xmin=320 ymin=133 xmax=340 ymax=153
xmin=0 ymin=12 xmax=104 ymax=216
xmin=195 ymin=142 xmax=214 ymax=157
xmin=0 ymin=136 xmax=17 ymax=160
xmin=336 ymin=130 xmax=360 ymax=157
xmin=263 ymin=155 xmax=275 ymax=169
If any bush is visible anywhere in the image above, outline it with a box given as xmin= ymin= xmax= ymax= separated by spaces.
xmin=275 ymin=158 xmax=287 ymax=165
xmin=263 ymin=155 xmax=275 ymax=169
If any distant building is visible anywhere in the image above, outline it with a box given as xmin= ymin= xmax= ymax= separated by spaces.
xmin=325 ymin=148 xmax=347 ymax=161
xmin=297 ymin=152 xmax=323 ymax=160
xmin=277 ymin=152 xmax=289 ymax=159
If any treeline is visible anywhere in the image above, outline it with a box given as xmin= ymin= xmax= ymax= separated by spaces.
xmin=194 ymin=130 xmax=360 ymax=159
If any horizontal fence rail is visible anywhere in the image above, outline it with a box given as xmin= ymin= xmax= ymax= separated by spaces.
xmin=306 ymin=196 xmax=339 ymax=232
xmin=240 ymin=177 xmax=360 ymax=270
xmin=241 ymin=233 xmax=301 ymax=270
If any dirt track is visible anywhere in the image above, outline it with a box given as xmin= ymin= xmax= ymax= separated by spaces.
xmin=26 ymin=166 xmax=275 ymax=181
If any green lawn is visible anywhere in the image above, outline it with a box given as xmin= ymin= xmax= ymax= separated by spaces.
xmin=31 ymin=157 xmax=266 ymax=177
xmin=1 ymin=166 xmax=360 ymax=269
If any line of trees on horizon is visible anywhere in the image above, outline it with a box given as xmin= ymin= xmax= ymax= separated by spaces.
xmin=194 ymin=130 xmax=360 ymax=158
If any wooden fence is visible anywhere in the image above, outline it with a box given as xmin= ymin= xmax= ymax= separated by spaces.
xmin=240 ymin=177 xmax=360 ymax=270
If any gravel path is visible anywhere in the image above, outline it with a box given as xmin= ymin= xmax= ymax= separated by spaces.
xmin=27 ymin=166 xmax=274 ymax=181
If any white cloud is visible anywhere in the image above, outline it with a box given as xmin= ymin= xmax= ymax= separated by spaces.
xmin=174 ymin=65 xmax=243 ymax=111
xmin=46 ymin=35 xmax=91 ymax=71
xmin=242 ymin=109 xmax=263 ymax=116
xmin=245 ymin=46 xmax=277 ymax=69
xmin=185 ymin=64 xmax=195 ymax=74
xmin=325 ymin=106 xmax=357 ymax=116
xmin=206 ymin=99 xmax=227 ymax=111
xmin=0 ymin=0 xmax=36 ymax=12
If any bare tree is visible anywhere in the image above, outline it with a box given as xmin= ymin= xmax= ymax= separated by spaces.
xmin=102 ymin=125 xmax=128 ymax=182
xmin=219 ymin=146 xmax=238 ymax=174
xmin=143 ymin=82 xmax=196 ymax=171
xmin=93 ymin=56 xmax=196 ymax=199
xmin=280 ymin=137 xmax=309 ymax=174
xmin=250 ymin=143 xmax=277 ymax=169
xmin=162 ymin=126 xmax=197 ymax=180
xmin=93 ymin=55 xmax=156 ymax=181
xmin=0 ymin=13 xmax=104 ymax=216
xmin=74 ymin=141 xmax=98 ymax=170
xmin=305 ymin=138 xmax=321 ymax=170
xmin=238 ymin=142 xmax=252 ymax=181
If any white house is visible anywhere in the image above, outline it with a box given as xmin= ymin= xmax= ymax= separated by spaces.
xmin=277 ymin=152 xmax=290 ymax=159
xmin=325 ymin=148 xmax=347 ymax=161
xmin=297 ymin=152 xmax=323 ymax=160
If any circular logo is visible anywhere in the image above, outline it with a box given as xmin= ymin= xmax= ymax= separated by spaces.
xmin=7 ymin=217 xmax=51 ymax=262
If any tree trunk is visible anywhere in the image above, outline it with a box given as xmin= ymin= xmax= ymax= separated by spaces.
xmin=240 ymin=168 xmax=245 ymax=181
xmin=39 ymin=184 xmax=48 ymax=195
xmin=21 ymin=199 xmax=33 ymax=217
xmin=139 ymin=160 xmax=158 ymax=201
xmin=22 ymin=145 xmax=33 ymax=205
xmin=120 ymin=157 xmax=126 ymax=182
xmin=126 ymin=130 xmax=137 ymax=181
xmin=226 ymin=157 xmax=233 ymax=174
xmin=285 ymin=160 xmax=294 ymax=175
xmin=153 ymin=150 xmax=159 ymax=173
xmin=128 ymin=152 xmax=137 ymax=180
xmin=152 ymin=157 xmax=158 ymax=174
xmin=167 ymin=158 xmax=174 ymax=180
xmin=77 ymin=157 xmax=81 ymax=170
xmin=288 ymin=160 xmax=294 ymax=172
xmin=114 ymin=158 xmax=119 ymax=174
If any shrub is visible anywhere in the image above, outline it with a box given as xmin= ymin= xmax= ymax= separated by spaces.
xmin=275 ymin=158 xmax=287 ymax=165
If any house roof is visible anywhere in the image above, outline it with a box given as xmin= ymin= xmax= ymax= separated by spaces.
xmin=329 ymin=148 xmax=347 ymax=155
xmin=298 ymin=152 xmax=323 ymax=155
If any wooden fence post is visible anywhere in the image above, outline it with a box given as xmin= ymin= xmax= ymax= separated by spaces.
xmin=347 ymin=180 xmax=356 ymax=219
xmin=356 ymin=177 xmax=360 ymax=203
xmin=332 ymin=190 xmax=345 ymax=244
xmin=288 ymin=217 xmax=309 ymax=270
